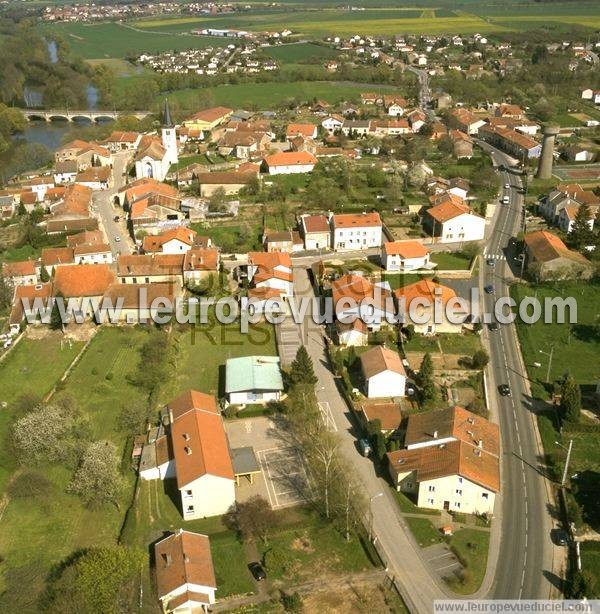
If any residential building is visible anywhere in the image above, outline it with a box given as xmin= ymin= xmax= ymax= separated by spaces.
xmin=479 ymin=124 xmax=541 ymax=159
xmin=300 ymin=214 xmax=331 ymax=250
xmin=183 ymin=106 xmax=233 ymax=131
xmin=225 ymin=355 xmax=284 ymax=405
xmin=102 ymin=283 xmax=176 ymax=323
xmin=359 ymin=346 xmax=406 ymax=398
xmin=247 ymin=251 xmax=293 ymax=297
xmin=154 ymin=529 xmax=217 ymax=613
xmin=387 ymin=406 xmax=499 ymax=515
xmin=263 ymin=151 xmax=317 ymax=175
xmin=263 ymin=230 xmax=303 ymax=253
xmin=195 ymin=171 xmax=256 ymax=197
xmin=360 ymin=402 xmax=402 ymax=435
xmin=448 ymin=109 xmax=486 ymax=135
xmin=330 ymin=212 xmax=383 ymax=251
xmin=286 ymin=123 xmax=317 ymax=140
xmin=335 ymin=318 xmax=368 ymax=347
xmin=183 ymin=249 xmax=220 ymax=284
xmin=2 ymin=260 xmax=37 ymax=286
xmin=142 ymin=227 xmax=208 ymax=254
xmin=424 ymin=200 xmax=485 ymax=243
xmin=117 ymin=254 xmax=185 ymax=285
xmin=53 ymin=264 xmax=116 ymax=319
xmin=382 ymin=241 xmax=431 ymax=272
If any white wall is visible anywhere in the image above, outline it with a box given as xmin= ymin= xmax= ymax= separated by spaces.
xmin=304 ymin=232 xmax=330 ymax=250
xmin=75 ymin=252 xmax=114 ymax=265
xmin=268 ymin=163 xmax=315 ymax=175
xmin=439 ymin=213 xmax=485 ymax=243
xmin=366 ymin=370 xmax=406 ymax=398
xmin=415 ymin=475 xmax=495 ymax=515
xmin=228 ymin=390 xmax=281 ymax=404
xmin=333 ymin=226 xmax=382 ymax=250
xmin=383 ymin=253 xmax=429 ymax=272
xmin=180 ymin=474 xmax=235 ymax=519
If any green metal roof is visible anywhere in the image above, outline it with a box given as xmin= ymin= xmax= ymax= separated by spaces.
xmin=225 ymin=355 xmax=284 ymax=393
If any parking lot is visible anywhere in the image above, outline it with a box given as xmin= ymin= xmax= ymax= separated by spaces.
xmin=225 ymin=416 xmax=310 ymax=509
xmin=422 ymin=543 xmax=463 ymax=581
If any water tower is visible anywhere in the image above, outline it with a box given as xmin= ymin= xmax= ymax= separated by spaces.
xmin=535 ymin=124 xmax=560 ymax=180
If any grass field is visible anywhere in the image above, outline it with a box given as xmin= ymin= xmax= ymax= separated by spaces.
xmin=0 ymin=335 xmax=83 ymax=494
xmin=580 ymin=541 xmax=600 ymax=589
xmin=511 ymin=281 xmax=600 ymax=388
xmin=430 ymin=252 xmax=473 ymax=271
xmin=263 ymin=42 xmax=339 ymax=63
xmin=153 ymin=80 xmax=398 ymax=110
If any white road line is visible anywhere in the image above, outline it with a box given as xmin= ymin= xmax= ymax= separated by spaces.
xmin=428 ymin=552 xmax=455 ymax=561
xmin=437 ymin=562 xmax=462 ymax=571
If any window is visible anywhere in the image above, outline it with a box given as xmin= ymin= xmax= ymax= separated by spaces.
xmin=456 ymin=489 xmax=462 ymax=496
xmin=427 ymin=498 xmax=434 ymax=505
xmin=455 ymin=502 xmax=461 ymax=509
xmin=428 ymin=485 xmax=435 ymax=492
xmin=482 ymin=492 xmax=489 ymax=499
xmin=458 ymin=477 xmax=463 ymax=484
xmin=405 ymin=482 xmax=413 ymax=489
xmin=185 ymin=489 xmax=193 ymax=497
xmin=186 ymin=505 xmax=194 ymax=513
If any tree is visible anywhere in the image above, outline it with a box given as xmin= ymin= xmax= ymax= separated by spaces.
xmin=289 ymin=345 xmax=318 ymax=387
xmin=567 ymin=570 xmax=597 ymax=599
xmin=568 ymin=203 xmax=594 ymax=251
xmin=68 ymin=440 xmax=125 ymax=508
xmin=116 ymin=401 xmax=148 ymax=436
xmin=43 ymin=546 xmax=144 ymax=614
xmin=50 ymin=292 xmax=64 ymax=330
xmin=0 ymin=274 xmax=12 ymax=314
xmin=224 ymin=495 xmax=278 ymax=544
xmin=281 ymin=591 xmax=304 ymax=613
xmin=471 ymin=349 xmax=490 ymax=370
xmin=39 ymin=266 xmax=50 ymax=283
xmin=208 ymin=186 xmax=227 ymax=213
xmin=418 ymin=353 xmax=436 ymax=403
xmin=560 ymin=374 xmax=581 ymax=423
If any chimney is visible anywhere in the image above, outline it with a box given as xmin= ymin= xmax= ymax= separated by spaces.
xmin=433 ymin=430 xmax=438 ymax=438
xmin=183 ymin=433 xmax=190 ymax=441
xmin=477 ymin=440 xmax=483 ymax=449
xmin=185 ymin=446 xmax=192 ymax=455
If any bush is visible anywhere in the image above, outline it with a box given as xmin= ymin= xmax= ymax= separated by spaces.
xmin=281 ymin=591 xmax=303 ymax=613
xmin=7 ymin=470 xmax=52 ymax=499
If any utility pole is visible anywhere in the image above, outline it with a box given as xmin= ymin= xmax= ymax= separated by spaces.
xmin=539 ymin=345 xmax=554 ymax=383
xmin=555 ymin=439 xmax=574 ymax=487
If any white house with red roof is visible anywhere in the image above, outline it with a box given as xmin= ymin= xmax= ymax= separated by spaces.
xmin=263 ymin=151 xmax=317 ymax=175
xmin=424 ymin=201 xmax=485 ymax=243
xmin=300 ymin=214 xmax=331 ymax=250
xmin=330 ymin=212 xmax=383 ymax=251
xmin=154 ymin=529 xmax=217 ymax=613
xmin=382 ymin=240 xmax=431 ymax=271
xmin=247 ymin=251 xmax=293 ymax=296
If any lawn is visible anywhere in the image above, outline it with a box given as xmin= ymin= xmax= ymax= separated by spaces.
xmin=259 ymin=510 xmax=378 ymax=585
xmin=438 ymin=332 xmax=482 ymax=356
xmin=173 ymin=319 xmax=277 ymax=399
xmin=0 ymin=334 xmax=83 ymax=494
xmin=392 ymin=490 xmax=440 ymax=516
xmin=405 ymin=517 xmax=443 ymax=547
xmin=510 ymin=281 xmax=600 ymax=388
xmin=430 ymin=252 xmax=473 ymax=271
xmin=191 ymin=221 xmax=263 ymax=253
xmin=382 ymin=273 xmax=424 ymax=291
xmin=447 ymin=528 xmax=490 ymax=595
xmin=169 ymin=153 xmax=211 ymax=172
xmin=580 ymin=541 xmax=600 ymax=590
xmin=0 ymin=327 xmax=154 ymax=607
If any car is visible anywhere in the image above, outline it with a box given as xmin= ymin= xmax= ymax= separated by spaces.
xmin=358 ymin=438 xmax=372 ymax=457
xmin=115 ymin=236 xmax=121 ymax=242
xmin=498 ymin=384 xmax=511 ymax=397
xmin=248 ymin=562 xmax=267 ymax=581
xmin=551 ymin=529 xmax=568 ymax=546
xmin=489 ymin=322 xmax=499 ymax=332
xmin=501 ymin=196 xmax=510 ymax=204
xmin=113 ymin=215 xmax=120 ymax=222
xmin=504 ymin=183 xmax=511 ymax=189
xmin=486 ymin=258 xmax=495 ymax=267
xmin=484 ymin=284 xmax=494 ymax=294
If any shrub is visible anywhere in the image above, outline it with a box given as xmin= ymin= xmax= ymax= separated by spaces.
xmin=7 ymin=470 xmax=52 ymax=499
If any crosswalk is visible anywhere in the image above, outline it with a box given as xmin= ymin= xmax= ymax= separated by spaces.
xmin=482 ymin=250 xmax=506 ymax=260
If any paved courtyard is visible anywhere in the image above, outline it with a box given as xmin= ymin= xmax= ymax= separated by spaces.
xmin=225 ymin=416 xmax=310 ymax=509
xmin=422 ymin=543 xmax=463 ymax=582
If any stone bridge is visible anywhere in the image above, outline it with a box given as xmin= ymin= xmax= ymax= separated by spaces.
xmin=23 ymin=109 xmax=152 ymax=122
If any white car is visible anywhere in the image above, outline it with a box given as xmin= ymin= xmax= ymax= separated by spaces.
xmin=115 ymin=236 xmax=121 ymax=242
xmin=504 ymin=183 xmax=510 ymax=189
xmin=502 ymin=196 xmax=510 ymax=204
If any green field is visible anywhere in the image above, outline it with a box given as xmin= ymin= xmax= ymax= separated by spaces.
xmin=511 ymin=281 xmax=600 ymax=388
xmin=155 ymin=80 xmax=398 ymax=110
xmin=263 ymin=42 xmax=339 ymax=63
xmin=430 ymin=251 xmax=473 ymax=271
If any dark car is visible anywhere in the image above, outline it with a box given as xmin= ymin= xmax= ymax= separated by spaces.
xmin=551 ymin=529 xmax=568 ymax=546
xmin=486 ymin=258 xmax=495 ymax=267
xmin=484 ymin=284 xmax=495 ymax=294
xmin=498 ymin=384 xmax=511 ymax=397
xmin=113 ymin=215 xmax=120 ymax=222
xmin=248 ymin=562 xmax=267 ymax=581
xmin=489 ymin=322 xmax=499 ymax=332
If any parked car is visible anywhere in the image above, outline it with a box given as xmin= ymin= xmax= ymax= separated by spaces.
xmin=115 ymin=236 xmax=121 ymax=242
xmin=484 ymin=284 xmax=495 ymax=294
xmin=113 ymin=215 xmax=120 ymax=222
xmin=489 ymin=322 xmax=499 ymax=332
xmin=358 ymin=438 xmax=372 ymax=457
xmin=486 ymin=258 xmax=495 ymax=267
xmin=502 ymin=196 xmax=510 ymax=204
xmin=504 ymin=183 xmax=511 ymax=189
xmin=551 ymin=529 xmax=568 ymax=546
xmin=248 ymin=562 xmax=267 ymax=581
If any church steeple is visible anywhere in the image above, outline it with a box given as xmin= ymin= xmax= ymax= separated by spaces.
xmin=162 ymin=98 xmax=174 ymax=128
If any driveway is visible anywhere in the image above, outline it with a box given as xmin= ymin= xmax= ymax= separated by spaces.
xmin=423 ymin=543 xmax=463 ymax=582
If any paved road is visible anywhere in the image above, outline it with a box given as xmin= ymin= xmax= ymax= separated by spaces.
xmin=92 ymin=151 xmax=133 ymax=256
xmin=477 ymin=142 xmax=556 ymax=599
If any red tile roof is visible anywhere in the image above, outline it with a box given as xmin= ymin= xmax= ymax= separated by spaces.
xmin=53 ymin=264 xmax=115 ymax=297
xmin=332 ymin=212 xmax=382 ymax=228
xmin=384 ymin=240 xmax=429 ymax=258
xmin=264 ymin=151 xmax=317 ymax=168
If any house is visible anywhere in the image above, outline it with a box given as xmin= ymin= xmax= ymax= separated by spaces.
xmin=331 ymin=273 xmax=394 ymax=330
xmin=154 ymin=530 xmax=217 ymax=613
xmin=330 ymin=212 xmax=383 ymax=251
xmin=55 ymin=139 xmax=90 ymax=163
xmin=102 ymin=131 xmax=142 ymax=152
xmin=370 ymin=119 xmax=410 ymax=136
xmin=341 ymin=120 xmax=371 ymax=137
xmin=424 ymin=200 xmax=485 ymax=243
xmin=118 ymin=254 xmax=184 ymax=285
xmin=75 ymin=166 xmax=112 ymax=190
xmin=183 ymin=249 xmax=220 ymax=283
xmin=184 ymin=107 xmax=233 ymax=131
xmin=321 ymin=115 xmax=344 ymax=135
xmin=478 ymin=124 xmax=541 ymax=159
xmin=495 ymin=103 xmax=524 ymax=119
xmin=247 ymin=251 xmax=293 ymax=297
xmin=558 ymin=204 xmax=596 ymax=234
xmin=360 ymin=402 xmax=402 ymax=435
xmin=74 ymin=144 xmax=112 ymax=170
xmin=2 ymin=260 xmax=37 ymax=286
xmin=142 ymin=227 xmax=206 ymax=254
xmin=387 ymin=406 xmax=499 ymax=515
xmin=217 ymin=131 xmax=270 ymax=159
xmin=41 ymin=247 xmax=75 ymax=275
xmin=382 ymin=241 xmax=430 ymax=272
xmin=53 ymin=264 xmax=116 ymax=319
xmin=225 ymin=355 xmax=284 ymax=405
xmin=359 ymin=346 xmax=406 ymax=398
xmin=102 ymin=282 xmax=176 ymax=323
xmin=564 ymin=146 xmax=595 ymax=163
xmin=8 ymin=282 xmax=52 ymax=335
xmin=335 ymin=318 xmax=368 ymax=347
xmin=286 ymin=123 xmax=317 ymax=140
xmin=300 ymin=214 xmax=331 ymax=250
xmin=449 ymin=130 xmax=474 ymax=159
xmin=74 ymin=242 xmax=113 ymax=265
xmin=54 ymin=160 xmax=78 ymax=185
xmin=448 ymin=109 xmax=486 ymax=135
xmin=383 ymin=95 xmax=408 ymax=117
xmin=263 ymin=151 xmax=317 ymax=175
xmin=47 ymin=184 xmax=95 ymax=233
xmin=167 ymin=390 xmax=235 ymax=519
xmin=360 ymin=92 xmax=382 ymax=105
xmin=394 ymin=279 xmax=466 ymax=334
xmin=263 ymin=230 xmax=303 ymax=253
xmin=407 ymin=109 xmax=426 ymax=133
xmin=539 ymin=184 xmax=600 ymax=223
xmin=523 ymin=230 xmax=593 ymax=280
xmin=195 ymin=171 xmax=256 ymax=197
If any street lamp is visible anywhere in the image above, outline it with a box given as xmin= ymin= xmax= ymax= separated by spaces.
xmin=555 ymin=439 xmax=574 ymax=487
xmin=539 ymin=345 xmax=554 ymax=384
xmin=369 ymin=492 xmax=384 ymax=542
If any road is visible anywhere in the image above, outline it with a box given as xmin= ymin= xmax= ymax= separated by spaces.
xmin=281 ymin=142 xmax=557 ymax=609
xmin=477 ymin=142 xmax=556 ymax=599
xmin=92 ymin=151 xmax=133 ymax=256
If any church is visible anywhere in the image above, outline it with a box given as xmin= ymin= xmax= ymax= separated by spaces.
xmin=134 ymin=100 xmax=178 ymax=182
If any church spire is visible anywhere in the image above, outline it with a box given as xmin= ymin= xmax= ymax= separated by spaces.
xmin=162 ymin=98 xmax=174 ymax=128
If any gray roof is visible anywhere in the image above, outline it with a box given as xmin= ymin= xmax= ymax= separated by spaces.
xmin=225 ymin=355 xmax=283 ymax=393
xmin=231 ymin=447 xmax=260 ymax=475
